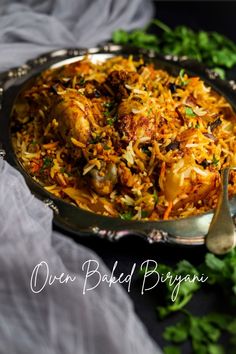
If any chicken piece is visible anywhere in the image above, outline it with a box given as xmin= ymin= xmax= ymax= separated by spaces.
xmin=83 ymin=80 xmax=102 ymax=98
xmin=103 ymin=70 xmax=139 ymax=100
xmin=51 ymin=91 xmax=93 ymax=145
xmin=117 ymin=99 xmax=156 ymax=142
xmin=161 ymin=157 xmax=218 ymax=205
xmin=89 ymin=162 xmax=118 ymax=196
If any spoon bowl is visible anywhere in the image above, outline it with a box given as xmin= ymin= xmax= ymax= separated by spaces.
xmin=206 ymin=167 xmax=236 ymax=255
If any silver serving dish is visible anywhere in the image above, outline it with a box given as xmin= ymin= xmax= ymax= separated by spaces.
xmin=1 ymin=44 xmax=236 ymax=245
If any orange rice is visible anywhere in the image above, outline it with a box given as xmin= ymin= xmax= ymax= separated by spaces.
xmin=11 ymin=55 xmax=236 ymax=220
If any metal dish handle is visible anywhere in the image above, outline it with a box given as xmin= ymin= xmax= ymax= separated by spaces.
xmin=89 ymin=226 xmax=205 ymax=245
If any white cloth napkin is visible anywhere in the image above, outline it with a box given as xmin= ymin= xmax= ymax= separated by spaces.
xmin=0 ymin=1 xmax=162 ymax=353
xmin=0 ymin=0 xmax=153 ymax=72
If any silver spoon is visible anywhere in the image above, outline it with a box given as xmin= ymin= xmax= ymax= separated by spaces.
xmin=206 ymin=167 xmax=236 ymax=255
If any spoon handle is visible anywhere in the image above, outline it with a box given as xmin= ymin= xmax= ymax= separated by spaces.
xmin=206 ymin=168 xmax=236 ymax=255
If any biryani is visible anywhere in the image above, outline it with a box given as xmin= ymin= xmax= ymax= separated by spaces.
xmin=11 ymin=55 xmax=236 ymax=220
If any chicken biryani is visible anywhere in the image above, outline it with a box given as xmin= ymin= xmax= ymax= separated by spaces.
xmin=11 ymin=55 xmax=236 ymax=220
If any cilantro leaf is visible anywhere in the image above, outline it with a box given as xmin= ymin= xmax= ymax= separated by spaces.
xmin=141 ymin=210 xmax=149 ymax=218
xmin=179 ymin=69 xmax=188 ymax=86
xmin=163 ymin=346 xmax=181 ymax=354
xmin=112 ymin=29 xmax=129 ymax=44
xmin=163 ymin=321 xmax=188 ymax=343
xmin=163 ymin=312 xmax=236 ymax=354
xmin=40 ymin=156 xmax=54 ymax=174
xmin=205 ymin=253 xmax=225 ymax=272
xmin=106 ymin=117 xmax=116 ymax=126
xmin=207 ymin=344 xmax=225 ymax=354
xmin=120 ymin=210 xmax=133 ymax=220
xmin=89 ymin=135 xmax=101 ymax=144
xmin=185 ymin=107 xmax=196 ymax=117
xmin=112 ymin=20 xmax=236 ymax=78
xmin=154 ymin=260 xmax=201 ymax=318
xmin=212 ymin=155 xmax=219 ymax=166
xmin=153 ymin=189 xmax=158 ymax=204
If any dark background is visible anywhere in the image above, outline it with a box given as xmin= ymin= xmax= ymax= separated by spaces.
xmin=154 ymin=1 xmax=236 ymax=43
xmin=74 ymin=2 xmax=236 ymax=353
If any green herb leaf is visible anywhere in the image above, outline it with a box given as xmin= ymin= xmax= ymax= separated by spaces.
xmin=185 ymin=107 xmax=196 ymax=117
xmin=104 ymin=110 xmax=110 ymax=117
xmin=205 ymin=253 xmax=225 ymax=271
xmin=112 ymin=20 xmax=236 ymax=79
xmin=39 ymin=156 xmax=54 ymax=174
xmin=212 ymin=67 xmax=226 ymax=80
xmin=179 ymin=69 xmax=188 ymax=86
xmin=103 ymin=101 xmax=114 ymax=109
xmin=154 ymin=260 xmax=201 ymax=318
xmin=106 ymin=117 xmax=116 ymax=126
xmin=120 ymin=211 xmax=133 ymax=220
xmin=153 ymin=190 xmax=158 ymax=204
xmin=163 ymin=346 xmax=181 ymax=354
xmin=43 ymin=157 xmax=53 ymax=168
xmin=226 ymin=318 xmax=236 ymax=334
xmin=179 ymin=69 xmax=185 ymax=79
xmin=163 ymin=321 xmax=188 ymax=343
xmin=142 ymin=146 xmax=151 ymax=157
xmin=212 ymin=154 xmax=219 ymax=166
xmin=141 ymin=210 xmax=149 ymax=218
xmin=207 ymin=344 xmax=225 ymax=354
xmin=89 ymin=135 xmax=101 ymax=144
xmin=112 ymin=29 xmax=129 ymax=44
xmin=151 ymin=19 xmax=173 ymax=34
xmin=79 ymin=78 xmax=85 ymax=85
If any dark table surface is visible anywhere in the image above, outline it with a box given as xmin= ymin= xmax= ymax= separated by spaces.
xmin=68 ymin=2 xmax=236 ymax=353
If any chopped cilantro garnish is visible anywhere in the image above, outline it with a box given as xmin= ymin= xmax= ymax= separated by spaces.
xmin=40 ymin=156 xmax=54 ymax=174
xmin=120 ymin=211 xmax=133 ymax=220
xmin=142 ymin=146 xmax=151 ymax=157
xmin=89 ymin=135 xmax=101 ymax=144
xmin=42 ymin=157 xmax=53 ymax=168
xmin=212 ymin=154 xmax=219 ymax=166
xmin=153 ymin=190 xmax=159 ymax=204
xmin=104 ymin=145 xmax=111 ymax=150
xmin=179 ymin=69 xmax=188 ymax=86
xmin=104 ymin=110 xmax=110 ymax=117
xmin=106 ymin=117 xmax=116 ymax=126
xmin=103 ymin=102 xmax=113 ymax=109
xmin=195 ymin=123 xmax=200 ymax=128
xmin=103 ymin=102 xmax=117 ymax=125
xmin=79 ymin=78 xmax=85 ymax=85
xmin=185 ymin=107 xmax=196 ymax=117
xmin=141 ymin=210 xmax=149 ymax=218
xmin=179 ymin=69 xmax=185 ymax=79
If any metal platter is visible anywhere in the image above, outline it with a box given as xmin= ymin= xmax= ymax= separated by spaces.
xmin=1 ymin=44 xmax=236 ymax=245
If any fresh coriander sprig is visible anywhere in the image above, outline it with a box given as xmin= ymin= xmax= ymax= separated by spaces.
xmin=139 ymin=249 xmax=236 ymax=353
xmin=163 ymin=311 xmax=236 ymax=354
xmin=112 ymin=19 xmax=236 ymax=79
